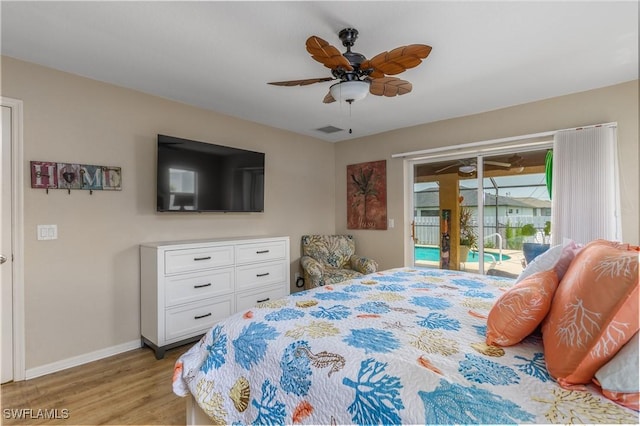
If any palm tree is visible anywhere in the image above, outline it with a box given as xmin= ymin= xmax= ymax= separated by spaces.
xmin=350 ymin=167 xmax=378 ymax=224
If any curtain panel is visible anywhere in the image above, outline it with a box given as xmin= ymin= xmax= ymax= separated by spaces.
xmin=551 ymin=126 xmax=621 ymax=245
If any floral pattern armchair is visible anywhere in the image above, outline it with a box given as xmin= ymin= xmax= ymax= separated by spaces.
xmin=300 ymin=235 xmax=378 ymax=289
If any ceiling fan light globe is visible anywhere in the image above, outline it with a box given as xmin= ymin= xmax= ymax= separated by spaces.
xmin=459 ymin=165 xmax=476 ymax=174
xmin=329 ymin=81 xmax=369 ymax=103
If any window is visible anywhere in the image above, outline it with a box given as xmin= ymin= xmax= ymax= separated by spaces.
xmin=410 ymin=149 xmax=552 ymax=276
xmin=169 ymin=168 xmax=197 ymax=210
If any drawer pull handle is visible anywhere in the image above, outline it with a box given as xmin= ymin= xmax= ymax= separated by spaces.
xmin=194 ymin=283 xmax=212 ymax=289
xmin=256 ymin=272 xmax=270 ymax=277
xmin=256 ymin=250 xmax=270 ymax=254
xmin=257 ymin=297 xmax=270 ymax=303
xmin=194 ymin=256 xmax=212 ymax=261
xmin=194 ymin=313 xmax=212 ymax=320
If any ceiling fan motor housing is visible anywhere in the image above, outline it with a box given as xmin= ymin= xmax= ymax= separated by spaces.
xmin=338 ymin=28 xmax=359 ymax=48
xmin=333 ymin=28 xmax=369 ymax=80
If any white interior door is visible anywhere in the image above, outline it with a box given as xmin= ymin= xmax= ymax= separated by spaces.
xmin=1 ymin=105 xmax=13 ymax=383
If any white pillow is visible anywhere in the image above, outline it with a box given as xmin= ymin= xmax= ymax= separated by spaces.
xmin=595 ymin=332 xmax=639 ymax=393
xmin=516 ymin=244 xmax=562 ymax=283
xmin=516 ymin=239 xmax=581 ymax=284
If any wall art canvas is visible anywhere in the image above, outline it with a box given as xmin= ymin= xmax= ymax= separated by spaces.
xmin=347 ymin=160 xmax=387 ymax=230
xmin=30 ymin=161 xmax=58 ymax=188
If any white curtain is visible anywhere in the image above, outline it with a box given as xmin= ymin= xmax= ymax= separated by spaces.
xmin=551 ymin=126 xmax=621 ymax=245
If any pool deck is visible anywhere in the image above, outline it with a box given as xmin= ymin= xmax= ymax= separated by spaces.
xmin=416 ymin=248 xmax=525 ymax=278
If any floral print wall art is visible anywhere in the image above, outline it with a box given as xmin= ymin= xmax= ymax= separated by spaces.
xmin=347 ymin=160 xmax=387 ymax=230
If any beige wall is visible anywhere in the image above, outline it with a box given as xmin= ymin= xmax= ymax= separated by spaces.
xmin=2 ymin=57 xmax=336 ymax=369
xmin=335 ymin=80 xmax=639 ymax=270
xmin=3 ymin=55 xmax=638 ymax=372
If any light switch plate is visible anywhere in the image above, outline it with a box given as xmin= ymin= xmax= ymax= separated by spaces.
xmin=37 ymin=224 xmax=58 ymax=240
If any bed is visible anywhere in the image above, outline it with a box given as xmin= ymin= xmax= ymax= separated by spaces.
xmin=172 ymin=266 xmax=639 ymax=425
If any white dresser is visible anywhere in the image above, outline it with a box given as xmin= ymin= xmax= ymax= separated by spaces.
xmin=140 ymin=236 xmax=290 ymax=359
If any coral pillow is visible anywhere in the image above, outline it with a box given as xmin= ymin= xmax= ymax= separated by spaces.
xmin=542 ymin=239 xmax=639 ymax=387
xmin=486 ymin=269 xmax=559 ymax=346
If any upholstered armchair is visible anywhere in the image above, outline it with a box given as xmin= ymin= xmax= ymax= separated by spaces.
xmin=300 ymin=235 xmax=378 ymax=289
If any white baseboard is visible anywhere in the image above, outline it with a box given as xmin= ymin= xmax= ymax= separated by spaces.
xmin=25 ymin=339 xmax=141 ymax=380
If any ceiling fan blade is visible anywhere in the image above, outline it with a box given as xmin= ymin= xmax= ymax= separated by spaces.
xmin=369 ymin=77 xmax=412 ymax=97
xmin=508 ymin=154 xmax=524 ymax=165
xmin=485 ymin=160 xmax=511 ymax=168
xmin=306 ymin=36 xmax=353 ymax=71
xmin=435 ymin=162 xmax=461 ymax=174
xmin=267 ymin=77 xmax=334 ymax=87
xmin=361 ymin=44 xmax=432 ymax=76
xmin=323 ymin=91 xmax=336 ymax=103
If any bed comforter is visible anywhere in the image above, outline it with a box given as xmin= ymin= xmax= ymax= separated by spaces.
xmin=172 ymin=267 xmax=639 ymax=424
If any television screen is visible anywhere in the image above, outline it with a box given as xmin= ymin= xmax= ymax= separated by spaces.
xmin=157 ymin=135 xmax=264 ymax=212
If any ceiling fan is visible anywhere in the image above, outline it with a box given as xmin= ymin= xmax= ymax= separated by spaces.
xmin=435 ymin=159 xmax=513 ymax=174
xmin=267 ymin=28 xmax=432 ymax=104
xmin=507 ymin=154 xmax=525 ymax=172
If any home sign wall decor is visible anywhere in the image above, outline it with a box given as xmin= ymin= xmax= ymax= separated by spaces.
xmin=30 ymin=161 xmax=122 ymax=193
xmin=347 ymin=159 xmax=387 ymax=230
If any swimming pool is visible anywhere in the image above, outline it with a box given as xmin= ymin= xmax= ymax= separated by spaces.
xmin=415 ymin=246 xmax=511 ymax=263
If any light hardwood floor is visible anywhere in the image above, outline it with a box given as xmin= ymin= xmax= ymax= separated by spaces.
xmin=1 ymin=344 xmax=191 ymax=425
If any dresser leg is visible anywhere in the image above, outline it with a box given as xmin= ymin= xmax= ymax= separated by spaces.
xmin=155 ymin=347 xmax=166 ymax=360
xmin=141 ymin=336 xmax=165 ymax=359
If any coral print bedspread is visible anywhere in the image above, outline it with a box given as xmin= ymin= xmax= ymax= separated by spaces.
xmin=172 ymin=267 xmax=638 ymax=425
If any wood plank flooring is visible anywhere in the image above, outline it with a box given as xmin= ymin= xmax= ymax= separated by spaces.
xmin=1 ymin=344 xmax=191 ymax=425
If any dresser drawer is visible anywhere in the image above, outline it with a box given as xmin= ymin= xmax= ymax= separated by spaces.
xmin=236 ymin=261 xmax=286 ymax=291
xmin=165 ymin=267 xmax=234 ymax=307
xmin=165 ymin=245 xmax=234 ymax=274
xmin=165 ymin=297 xmax=233 ymax=342
xmin=235 ymin=240 xmax=286 ymax=265
xmin=236 ymin=285 xmax=287 ymax=312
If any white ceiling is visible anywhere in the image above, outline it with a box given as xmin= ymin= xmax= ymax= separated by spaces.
xmin=2 ymin=1 xmax=638 ymax=142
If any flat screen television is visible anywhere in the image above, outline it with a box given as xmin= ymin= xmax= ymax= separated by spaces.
xmin=156 ymin=134 xmax=265 ymax=212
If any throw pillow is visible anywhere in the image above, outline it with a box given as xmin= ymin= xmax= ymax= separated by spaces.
xmin=486 ymin=269 xmax=559 ymax=346
xmin=516 ymin=239 xmax=581 ymax=284
xmin=516 ymin=244 xmax=562 ymax=283
xmin=594 ymin=332 xmax=639 ymax=410
xmin=541 ymin=239 xmax=639 ymax=387
xmin=552 ymin=240 xmax=582 ymax=281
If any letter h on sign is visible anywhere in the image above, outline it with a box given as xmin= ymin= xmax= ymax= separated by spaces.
xmin=30 ymin=161 xmax=58 ymax=189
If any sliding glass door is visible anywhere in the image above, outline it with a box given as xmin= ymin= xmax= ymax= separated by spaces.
xmin=409 ymin=148 xmax=552 ymax=277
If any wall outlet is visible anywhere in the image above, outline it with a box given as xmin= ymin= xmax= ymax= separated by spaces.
xmin=37 ymin=224 xmax=58 ymax=240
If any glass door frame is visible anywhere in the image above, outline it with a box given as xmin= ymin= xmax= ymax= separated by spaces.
xmin=405 ymin=143 xmax=553 ymax=273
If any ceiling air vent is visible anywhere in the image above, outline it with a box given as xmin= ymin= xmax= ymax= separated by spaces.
xmin=315 ymin=125 xmax=344 ymax=134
